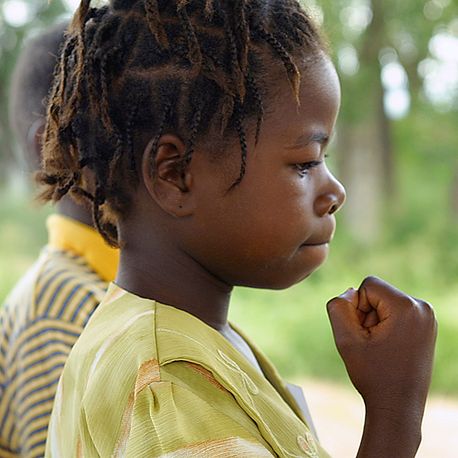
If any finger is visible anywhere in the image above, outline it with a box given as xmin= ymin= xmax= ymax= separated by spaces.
xmin=327 ymin=290 xmax=364 ymax=342
xmin=341 ymin=287 xmax=359 ymax=307
xmin=357 ymin=286 xmax=372 ymax=313
xmin=358 ymin=276 xmax=410 ymax=319
xmin=362 ymin=310 xmax=379 ymax=328
xmin=340 ymin=287 xmax=367 ymax=326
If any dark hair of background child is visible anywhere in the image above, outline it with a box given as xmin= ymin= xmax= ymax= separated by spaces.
xmin=38 ymin=0 xmax=326 ymax=247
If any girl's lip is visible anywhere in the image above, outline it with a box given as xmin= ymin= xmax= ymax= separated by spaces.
xmin=300 ymin=240 xmax=330 ymax=247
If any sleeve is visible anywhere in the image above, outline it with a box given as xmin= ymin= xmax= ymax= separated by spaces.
xmin=119 ymin=380 xmax=276 ymax=458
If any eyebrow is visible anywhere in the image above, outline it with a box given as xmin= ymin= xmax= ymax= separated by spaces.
xmin=286 ymin=131 xmax=330 ymax=149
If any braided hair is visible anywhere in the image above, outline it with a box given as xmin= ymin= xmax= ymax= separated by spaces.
xmin=38 ymin=0 xmax=325 ymax=247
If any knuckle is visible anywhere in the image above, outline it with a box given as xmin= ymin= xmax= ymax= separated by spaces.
xmin=422 ymin=300 xmax=435 ymax=315
xmin=421 ymin=300 xmax=437 ymax=327
xmin=326 ymin=299 xmax=335 ymax=314
xmin=401 ymin=295 xmax=418 ymax=308
xmin=361 ymin=275 xmax=380 ymax=287
xmin=326 ymin=297 xmax=341 ymax=314
xmin=413 ymin=297 xmax=436 ymax=318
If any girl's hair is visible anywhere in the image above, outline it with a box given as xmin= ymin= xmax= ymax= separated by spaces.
xmin=38 ymin=0 xmax=325 ymax=247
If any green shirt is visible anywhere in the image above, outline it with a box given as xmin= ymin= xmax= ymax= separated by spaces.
xmin=46 ymin=283 xmax=329 ymax=457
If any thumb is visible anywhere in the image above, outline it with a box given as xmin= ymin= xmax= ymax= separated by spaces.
xmin=327 ymin=288 xmax=362 ymax=343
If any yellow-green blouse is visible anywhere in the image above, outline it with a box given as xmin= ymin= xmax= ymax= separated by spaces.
xmin=45 ymin=284 xmax=329 ymax=457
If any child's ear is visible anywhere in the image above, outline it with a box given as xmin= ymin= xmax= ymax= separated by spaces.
xmin=141 ymin=134 xmax=195 ymax=217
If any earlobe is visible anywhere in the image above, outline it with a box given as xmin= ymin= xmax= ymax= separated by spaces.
xmin=141 ymin=134 xmax=195 ymax=217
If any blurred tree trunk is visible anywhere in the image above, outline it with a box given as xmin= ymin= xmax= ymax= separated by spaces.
xmin=336 ymin=0 xmax=393 ymax=242
xmin=451 ymin=164 xmax=458 ymax=223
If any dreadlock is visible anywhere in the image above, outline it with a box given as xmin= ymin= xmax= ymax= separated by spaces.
xmin=38 ymin=0 xmax=325 ymax=247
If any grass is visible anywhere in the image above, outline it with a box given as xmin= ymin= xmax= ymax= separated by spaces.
xmin=1 ymin=134 xmax=457 ymax=397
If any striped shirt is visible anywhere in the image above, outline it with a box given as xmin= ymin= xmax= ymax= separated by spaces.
xmin=45 ymin=284 xmax=330 ymax=458
xmin=0 ymin=215 xmax=119 ymax=458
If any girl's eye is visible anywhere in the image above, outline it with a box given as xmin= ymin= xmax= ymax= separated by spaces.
xmin=294 ymin=155 xmax=328 ymax=177
xmin=294 ymin=161 xmax=321 ymax=177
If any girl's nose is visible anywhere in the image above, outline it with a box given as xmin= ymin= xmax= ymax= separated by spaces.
xmin=314 ymin=177 xmax=346 ymax=217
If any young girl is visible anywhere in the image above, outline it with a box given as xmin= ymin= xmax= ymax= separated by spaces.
xmin=39 ymin=1 xmax=437 ymax=456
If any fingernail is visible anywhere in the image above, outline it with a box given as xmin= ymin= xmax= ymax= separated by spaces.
xmin=340 ymin=287 xmax=356 ymax=298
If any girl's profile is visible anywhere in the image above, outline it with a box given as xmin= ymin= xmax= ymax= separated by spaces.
xmin=39 ymin=1 xmax=437 ymax=456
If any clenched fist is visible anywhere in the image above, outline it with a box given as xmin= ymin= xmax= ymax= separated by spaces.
xmin=327 ymin=276 xmax=438 ymax=457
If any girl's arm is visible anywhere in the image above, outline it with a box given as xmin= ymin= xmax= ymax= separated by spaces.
xmin=327 ymin=276 xmax=437 ymax=458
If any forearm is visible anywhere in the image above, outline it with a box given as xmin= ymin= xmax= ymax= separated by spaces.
xmin=357 ymin=406 xmax=423 ymax=458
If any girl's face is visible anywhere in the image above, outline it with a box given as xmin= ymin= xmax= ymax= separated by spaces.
xmin=180 ymin=56 xmax=346 ymax=289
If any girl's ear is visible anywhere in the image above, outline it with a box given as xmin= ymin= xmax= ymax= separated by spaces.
xmin=141 ymin=134 xmax=195 ymax=217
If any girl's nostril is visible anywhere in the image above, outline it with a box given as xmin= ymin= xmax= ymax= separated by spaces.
xmin=329 ymin=203 xmax=338 ymax=215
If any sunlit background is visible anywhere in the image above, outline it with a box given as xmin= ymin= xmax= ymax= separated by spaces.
xmin=0 ymin=0 xmax=457 ymax=456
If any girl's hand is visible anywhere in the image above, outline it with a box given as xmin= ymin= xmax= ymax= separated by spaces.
xmin=327 ymin=276 xmax=437 ymax=457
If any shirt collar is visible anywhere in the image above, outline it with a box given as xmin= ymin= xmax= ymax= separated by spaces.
xmin=47 ymin=214 xmax=119 ymax=282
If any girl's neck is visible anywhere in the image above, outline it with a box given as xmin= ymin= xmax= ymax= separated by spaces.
xmin=115 ymin=239 xmax=233 ymax=331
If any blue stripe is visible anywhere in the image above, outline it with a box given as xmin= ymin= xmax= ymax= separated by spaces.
xmin=18 ymin=365 xmax=64 ymax=406
xmin=70 ymin=291 xmax=94 ymax=322
xmin=83 ymin=306 xmax=96 ymax=327
xmin=27 ymin=424 xmax=48 ymax=439
xmin=5 ymin=281 xmax=91 ymax=352
xmin=7 ymin=390 xmax=57 ymax=444
xmin=18 ymin=408 xmax=52 ymax=439
xmin=2 ymin=366 xmax=63 ymax=437
xmin=0 ymin=443 xmax=19 ymax=454
xmin=44 ymin=277 xmax=74 ymax=316
xmin=0 ymin=313 xmax=14 ymax=358
xmin=9 ymin=294 xmax=80 ymax=346
xmin=21 ymin=393 xmax=56 ymax=415
xmin=28 ymin=438 xmax=46 ymax=455
xmin=35 ymin=269 xmax=68 ymax=305
xmin=6 ymin=325 xmax=79 ymax=369
xmin=56 ymin=284 xmax=82 ymax=319
xmin=4 ymin=350 xmax=68 ymax=389
xmin=22 ymin=336 xmax=73 ymax=358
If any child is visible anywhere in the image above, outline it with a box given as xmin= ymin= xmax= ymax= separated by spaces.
xmin=0 ymin=23 xmax=119 ymax=457
xmin=39 ymin=1 xmax=437 ymax=456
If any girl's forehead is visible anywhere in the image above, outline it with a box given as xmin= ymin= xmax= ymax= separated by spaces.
xmin=265 ymin=57 xmax=341 ymax=132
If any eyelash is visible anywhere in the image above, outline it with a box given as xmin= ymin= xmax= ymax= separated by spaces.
xmin=294 ymin=154 xmax=329 ymax=177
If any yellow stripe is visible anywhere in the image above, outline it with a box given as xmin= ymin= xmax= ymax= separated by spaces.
xmin=58 ymin=287 xmax=99 ymax=324
xmin=1 ymin=382 xmax=60 ymax=446
xmin=6 ymin=391 xmax=56 ymax=445
xmin=9 ymin=355 xmax=67 ymax=416
xmin=16 ymin=415 xmax=50 ymax=453
xmin=0 ymin=447 xmax=17 ymax=458
xmin=35 ymin=274 xmax=88 ymax=318
xmin=4 ymin=322 xmax=81 ymax=378
xmin=22 ymin=428 xmax=47 ymax=457
xmin=4 ymin=341 xmax=72 ymax=386
xmin=0 ymin=354 xmax=68 ymax=435
xmin=37 ymin=276 xmax=81 ymax=319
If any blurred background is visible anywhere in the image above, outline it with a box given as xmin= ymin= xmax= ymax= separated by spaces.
xmin=0 ymin=0 xmax=457 ymax=456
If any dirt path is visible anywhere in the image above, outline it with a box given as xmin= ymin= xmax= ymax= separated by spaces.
xmin=295 ymin=378 xmax=458 ymax=457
